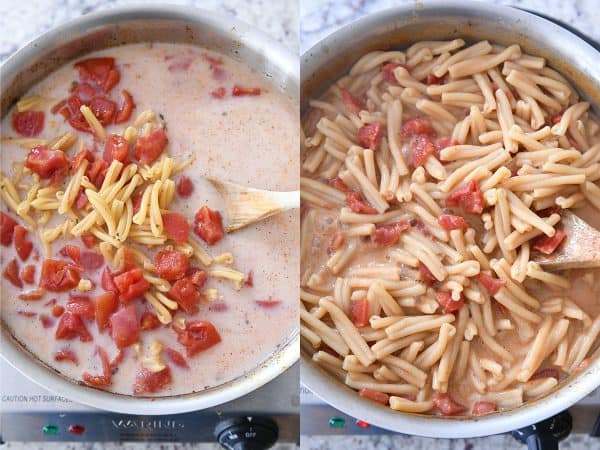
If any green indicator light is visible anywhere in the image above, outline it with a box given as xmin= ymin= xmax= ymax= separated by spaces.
xmin=329 ymin=416 xmax=346 ymax=428
xmin=43 ymin=425 xmax=59 ymax=435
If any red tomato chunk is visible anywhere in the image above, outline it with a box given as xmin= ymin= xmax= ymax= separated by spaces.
xmin=174 ymin=321 xmax=221 ymax=357
xmin=4 ymin=259 xmax=22 ymax=288
xmin=435 ymin=291 xmax=464 ymax=313
xmin=21 ymin=265 xmax=35 ymax=284
xmin=110 ymin=305 xmax=139 ymax=349
xmin=134 ymin=367 xmax=172 ymax=395
xmin=80 ymin=251 xmax=104 ymax=270
xmin=357 ymin=123 xmax=383 ymax=150
xmin=165 ymin=347 xmax=189 ymax=369
xmin=25 ymin=146 xmax=69 ymax=180
xmin=329 ymin=177 xmax=350 ymax=193
xmin=114 ymin=90 xmax=135 ymax=124
xmin=445 ymin=180 xmax=485 ymax=214
xmin=54 ymin=348 xmax=78 ymax=365
xmin=478 ymin=272 xmax=506 ymax=295
xmin=39 ymin=259 xmax=81 ymax=292
xmin=168 ymin=277 xmax=204 ymax=314
xmin=103 ymin=134 xmax=129 ymax=163
xmin=13 ymin=225 xmax=32 ymax=261
xmin=211 ymin=86 xmax=227 ymax=99
xmin=101 ymin=267 xmax=118 ymax=293
xmin=113 ymin=268 xmax=150 ymax=302
xmin=90 ymin=96 xmax=116 ymax=125
xmin=82 ymin=346 xmax=112 ymax=387
xmin=351 ymin=298 xmax=369 ymax=327
xmin=55 ymin=312 xmax=92 ymax=342
xmin=176 ymin=175 xmax=194 ymax=197
xmin=59 ymin=245 xmax=81 ymax=264
xmin=134 ymin=128 xmax=168 ymax=165
xmin=437 ymin=214 xmax=468 ymax=231
xmin=74 ymin=57 xmax=119 ymax=93
xmin=194 ymin=206 xmax=224 ymax=245
xmin=472 ymin=401 xmax=497 ymax=416
xmin=401 ymin=117 xmax=435 ymax=138
xmin=408 ymin=134 xmax=435 ymax=167
xmin=12 ymin=111 xmax=44 ymax=137
xmin=162 ymin=212 xmax=190 ymax=244
xmin=419 ymin=262 xmax=437 ymax=286
xmin=359 ymin=388 xmax=389 ymax=405
xmin=18 ymin=289 xmax=46 ymax=301
xmin=346 ymin=191 xmax=377 ymax=214
xmin=52 ymin=305 xmax=65 ymax=318
xmin=532 ymin=229 xmax=566 ymax=255
xmin=340 ymin=88 xmax=364 ymax=115
xmin=381 ymin=63 xmax=403 ymax=84
xmin=154 ymin=250 xmax=189 ymax=281
xmin=372 ymin=221 xmax=410 ymax=246
xmin=140 ymin=311 xmax=161 ymax=331
xmin=0 ymin=212 xmax=17 ymax=246
xmin=256 ymin=298 xmax=281 ymax=308
xmin=432 ymin=392 xmax=466 ymax=415
xmin=426 ymin=73 xmax=446 ymax=85
xmin=66 ymin=296 xmax=95 ymax=321
xmin=232 ymin=85 xmax=261 ymax=96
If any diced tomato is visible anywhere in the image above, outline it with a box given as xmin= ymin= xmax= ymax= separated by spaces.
xmin=52 ymin=305 xmax=65 ymax=317
xmin=194 ymin=206 xmax=225 ymax=245
xmin=203 ymin=53 xmax=223 ymax=65
xmin=162 ymin=212 xmax=190 ymax=244
xmin=71 ymin=148 xmax=94 ymax=172
xmin=45 ymin=298 xmax=57 ymax=306
xmin=133 ymin=366 xmax=172 ymax=395
xmin=121 ymin=247 xmax=137 ymax=271
xmin=89 ymin=96 xmax=116 ymax=125
xmin=74 ymin=191 xmax=88 ymax=210
xmin=244 ymin=271 xmax=254 ymax=287
xmin=346 ymin=191 xmax=377 ymax=214
xmin=176 ymin=175 xmax=194 ymax=197
xmin=0 ymin=212 xmax=17 ymax=246
xmin=426 ymin=73 xmax=446 ymax=85
xmin=173 ymin=320 xmax=221 ymax=357
xmin=435 ymin=291 xmax=464 ymax=313
xmin=328 ymin=232 xmax=345 ymax=254
xmin=357 ymin=123 xmax=383 ymax=150
xmin=372 ymin=221 xmax=410 ymax=246
xmin=110 ymin=349 xmax=125 ymax=369
xmin=60 ymin=245 xmax=81 ymax=264
xmin=408 ymin=134 xmax=436 ymax=167
xmin=551 ymin=113 xmax=562 ymax=125
xmin=168 ymin=277 xmax=203 ymax=314
xmin=232 ymin=85 xmax=261 ymax=96
xmin=168 ymin=58 xmax=192 ymax=72
xmin=381 ymin=63 xmax=403 ymax=84
xmin=531 ymin=368 xmax=560 ymax=380
xmin=86 ymin=158 xmax=108 ymax=188
xmin=401 ymin=117 xmax=436 ymax=138
xmin=21 ymin=264 xmax=35 ymax=284
xmin=54 ymin=348 xmax=78 ymax=364
xmin=17 ymin=310 xmax=36 ymax=317
xmin=140 ymin=311 xmax=161 ymax=331
xmin=351 ymin=298 xmax=369 ymax=327
xmin=18 ymin=289 xmax=46 ymax=300
xmin=211 ymin=86 xmax=227 ymax=99
xmin=478 ymin=272 xmax=506 ymax=296
xmin=80 ymin=251 xmax=104 ymax=271
xmin=188 ymin=268 xmax=207 ymax=288
xmin=113 ymin=268 xmax=150 ymax=302
xmin=55 ymin=312 xmax=92 ymax=342
xmin=532 ymin=229 xmax=566 ymax=255
xmin=437 ymin=214 xmax=468 ymax=231
xmin=25 ymin=145 xmax=70 ymax=179
xmin=472 ymin=401 xmax=497 ymax=416
xmin=419 ymin=262 xmax=437 ymax=286
xmin=165 ymin=347 xmax=189 ymax=369
xmin=340 ymin=88 xmax=364 ymax=115
xmin=39 ymin=314 xmax=53 ymax=328
xmin=100 ymin=267 xmax=116 ymax=293
xmin=74 ymin=57 xmax=119 ymax=93
xmin=81 ymin=234 xmax=97 ymax=249
xmin=154 ymin=250 xmax=189 ymax=281
xmin=256 ymin=298 xmax=281 ymax=308
xmin=12 ymin=111 xmax=44 ymax=137
xmin=445 ymin=180 xmax=485 ymax=214
xmin=134 ymin=127 xmax=168 ymax=165
xmin=82 ymin=346 xmax=112 ymax=387
xmin=39 ymin=259 xmax=81 ymax=292
xmin=70 ymin=82 xmax=96 ymax=102
xmin=110 ymin=304 xmax=139 ymax=349
xmin=358 ymin=388 xmax=389 ymax=405
xmin=432 ymin=392 xmax=466 ymax=415
xmin=209 ymin=302 xmax=228 ymax=312
xmin=13 ymin=225 xmax=32 ymax=261
xmin=114 ymin=90 xmax=135 ymax=123
xmin=329 ymin=177 xmax=350 ymax=193
xmin=66 ymin=296 xmax=95 ymax=321
xmin=103 ymin=134 xmax=129 ymax=163
xmin=495 ymin=301 xmax=508 ymax=316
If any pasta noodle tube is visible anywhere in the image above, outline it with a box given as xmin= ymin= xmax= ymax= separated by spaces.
xmin=385 ymin=314 xmax=455 ymax=340
xmin=518 ymin=318 xmax=568 ymax=382
xmin=389 ymin=397 xmax=433 ymax=413
xmin=320 ymin=297 xmax=376 ymax=366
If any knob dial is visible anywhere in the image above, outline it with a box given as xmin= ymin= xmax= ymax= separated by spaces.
xmin=215 ymin=416 xmax=278 ymax=450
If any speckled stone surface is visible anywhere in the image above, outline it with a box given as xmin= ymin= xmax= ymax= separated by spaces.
xmin=300 ymin=1 xmax=600 ymax=449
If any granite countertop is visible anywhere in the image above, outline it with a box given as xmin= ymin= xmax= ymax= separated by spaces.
xmin=301 ymin=0 xmax=600 ymax=449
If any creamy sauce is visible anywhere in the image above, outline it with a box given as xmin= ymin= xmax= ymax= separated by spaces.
xmin=0 ymin=43 xmax=298 ymax=396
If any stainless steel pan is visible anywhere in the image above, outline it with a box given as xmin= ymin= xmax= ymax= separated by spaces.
xmin=301 ymin=0 xmax=600 ymax=438
xmin=0 ymin=5 xmax=299 ymax=415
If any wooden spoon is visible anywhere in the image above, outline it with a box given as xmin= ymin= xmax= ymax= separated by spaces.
xmin=535 ymin=210 xmax=600 ymax=271
xmin=208 ymin=178 xmax=300 ymax=232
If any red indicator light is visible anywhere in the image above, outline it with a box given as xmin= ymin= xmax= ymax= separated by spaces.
xmin=356 ymin=419 xmax=370 ymax=428
xmin=68 ymin=424 xmax=85 ymax=435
